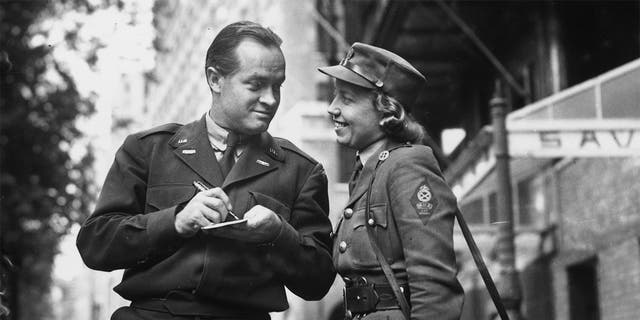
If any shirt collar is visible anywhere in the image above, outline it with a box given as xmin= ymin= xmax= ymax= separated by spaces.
xmin=205 ymin=111 xmax=230 ymax=151
xmin=357 ymin=138 xmax=387 ymax=166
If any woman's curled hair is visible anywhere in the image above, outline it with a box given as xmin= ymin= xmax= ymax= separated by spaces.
xmin=374 ymin=92 xmax=425 ymax=144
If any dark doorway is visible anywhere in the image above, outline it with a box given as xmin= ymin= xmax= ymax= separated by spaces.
xmin=567 ymin=258 xmax=600 ymax=320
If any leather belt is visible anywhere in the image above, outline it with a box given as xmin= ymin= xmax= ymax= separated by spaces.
xmin=343 ymin=276 xmax=410 ymax=316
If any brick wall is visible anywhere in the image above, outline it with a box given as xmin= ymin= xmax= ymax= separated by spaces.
xmin=598 ymin=238 xmax=640 ymax=320
xmin=551 ymin=157 xmax=640 ymax=320
xmin=557 ymin=158 xmax=640 ymax=250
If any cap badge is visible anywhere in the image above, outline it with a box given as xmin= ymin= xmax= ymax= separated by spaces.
xmin=340 ymin=48 xmax=355 ymax=65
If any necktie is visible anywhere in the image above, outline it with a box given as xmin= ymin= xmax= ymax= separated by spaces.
xmin=219 ymin=132 xmax=241 ymax=178
xmin=348 ymin=156 xmax=363 ymax=195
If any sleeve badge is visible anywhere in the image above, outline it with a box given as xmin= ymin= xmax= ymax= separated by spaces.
xmin=410 ymin=179 xmax=439 ymax=224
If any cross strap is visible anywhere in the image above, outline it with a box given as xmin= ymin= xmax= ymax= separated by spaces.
xmin=454 ymin=208 xmax=510 ymax=320
xmin=363 ymin=148 xmax=411 ymax=319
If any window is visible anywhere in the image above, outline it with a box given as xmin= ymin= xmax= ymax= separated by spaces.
xmin=517 ymin=175 xmax=548 ymax=227
xmin=460 ymin=198 xmax=484 ymax=225
xmin=461 ymin=170 xmax=552 ymax=227
xmin=488 ymin=192 xmax=499 ymax=223
xmin=517 ymin=180 xmax=533 ymax=225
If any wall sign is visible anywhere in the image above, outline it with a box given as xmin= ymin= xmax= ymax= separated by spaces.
xmin=507 ymin=120 xmax=640 ymax=157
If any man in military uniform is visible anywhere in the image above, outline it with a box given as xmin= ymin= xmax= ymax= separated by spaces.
xmin=77 ymin=21 xmax=335 ymax=320
xmin=318 ymin=43 xmax=464 ymax=319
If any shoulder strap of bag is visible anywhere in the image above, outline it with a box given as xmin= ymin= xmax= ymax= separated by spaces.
xmin=364 ymin=176 xmax=411 ymax=319
xmin=455 ymin=209 xmax=511 ymax=320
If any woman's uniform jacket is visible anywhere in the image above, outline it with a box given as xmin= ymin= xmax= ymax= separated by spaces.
xmin=333 ymin=140 xmax=464 ymax=320
xmin=76 ymin=115 xmax=335 ymax=315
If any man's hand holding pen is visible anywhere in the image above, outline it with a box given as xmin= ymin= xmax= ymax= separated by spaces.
xmin=174 ymin=185 xmax=234 ymax=237
xmin=193 ymin=181 xmax=241 ymax=220
xmin=174 ymin=181 xmax=283 ymax=242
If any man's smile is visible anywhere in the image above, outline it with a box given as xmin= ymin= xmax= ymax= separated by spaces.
xmin=252 ymin=109 xmax=275 ymax=117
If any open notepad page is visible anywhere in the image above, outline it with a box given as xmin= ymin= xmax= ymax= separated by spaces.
xmin=202 ymin=219 xmax=248 ymax=230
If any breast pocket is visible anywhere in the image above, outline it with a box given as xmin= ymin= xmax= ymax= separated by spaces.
xmin=146 ymin=184 xmax=195 ymax=212
xmin=348 ymin=203 xmax=392 ymax=268
xmin=248 ymin=191 xmax=291 ymax=221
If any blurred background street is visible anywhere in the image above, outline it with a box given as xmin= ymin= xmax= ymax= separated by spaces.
xmin=1 ymin=0 xmax=639 ymax=319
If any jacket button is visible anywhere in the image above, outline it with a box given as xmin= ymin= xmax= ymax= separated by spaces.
xmin=343 ymin=208 xmax=353 ymax=219
xmin=368 ymin=218 xmax=375 ymax=226
xmin=339 ymin=241 xmax=347 ymax=253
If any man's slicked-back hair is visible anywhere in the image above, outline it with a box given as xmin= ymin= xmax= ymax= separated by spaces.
xmin=205 ymin=21 xmax=283 ymax=77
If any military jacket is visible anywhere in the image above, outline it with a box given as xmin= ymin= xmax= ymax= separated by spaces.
xmin=333 ymin=140 xmax=464 ymax=320
xmin=77 ymin=115 xmax=335 ymax=315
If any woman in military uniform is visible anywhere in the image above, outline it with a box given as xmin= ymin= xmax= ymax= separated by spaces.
xmin=318 ymin=43 xmax=464 ymax=320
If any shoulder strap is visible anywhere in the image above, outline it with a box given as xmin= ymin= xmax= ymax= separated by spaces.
xmin=455 ymin=210 xmax=511 ymax=320
xmin=363 ymin=149 xmax=411 ymax=319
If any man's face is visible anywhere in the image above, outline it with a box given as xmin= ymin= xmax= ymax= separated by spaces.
xmin=209 ymin=40 xmax=286 ymax=135
xmin=327 ymin=80 xmax=385 ymax=150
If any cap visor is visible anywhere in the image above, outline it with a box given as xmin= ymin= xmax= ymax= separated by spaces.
xmin=318 ymin=65 xmax=375 ymax=89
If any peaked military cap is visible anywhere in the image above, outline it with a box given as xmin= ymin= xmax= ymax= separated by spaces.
xmin=318 ymin=42 xmax=426 ymax=109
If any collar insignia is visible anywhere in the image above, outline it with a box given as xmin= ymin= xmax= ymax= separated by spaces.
xmin=378 ymin=150 xmax=390 ymax=161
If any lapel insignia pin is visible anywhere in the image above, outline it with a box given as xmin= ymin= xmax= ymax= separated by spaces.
xmin=178 ymin=138 xmax=188 ymax=144
xmin=256 ymin=159 xmax=270 ymax=167
xmin=182 ymin=149 xmax=196 ymax=154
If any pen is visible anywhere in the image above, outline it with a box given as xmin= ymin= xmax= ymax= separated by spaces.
xmin=192 ymin=180 xmax=240 ymax=220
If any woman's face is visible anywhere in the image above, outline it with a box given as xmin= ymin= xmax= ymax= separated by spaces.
xmin=327 ymin=80 xmax=386 ymax=150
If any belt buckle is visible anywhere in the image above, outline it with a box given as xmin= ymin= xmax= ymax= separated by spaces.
xmin=344 ymin=277 xmax=379 ymax=315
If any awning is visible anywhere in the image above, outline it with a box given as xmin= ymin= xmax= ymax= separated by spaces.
xmin=506 ymin=58 xmax=640 ymax=158
xmin=446 ymin=57 xmax=640 ymax=200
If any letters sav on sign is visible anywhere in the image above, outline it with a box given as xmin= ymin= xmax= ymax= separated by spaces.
xmin=507 ymin=121 xmax=640 ymax=158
